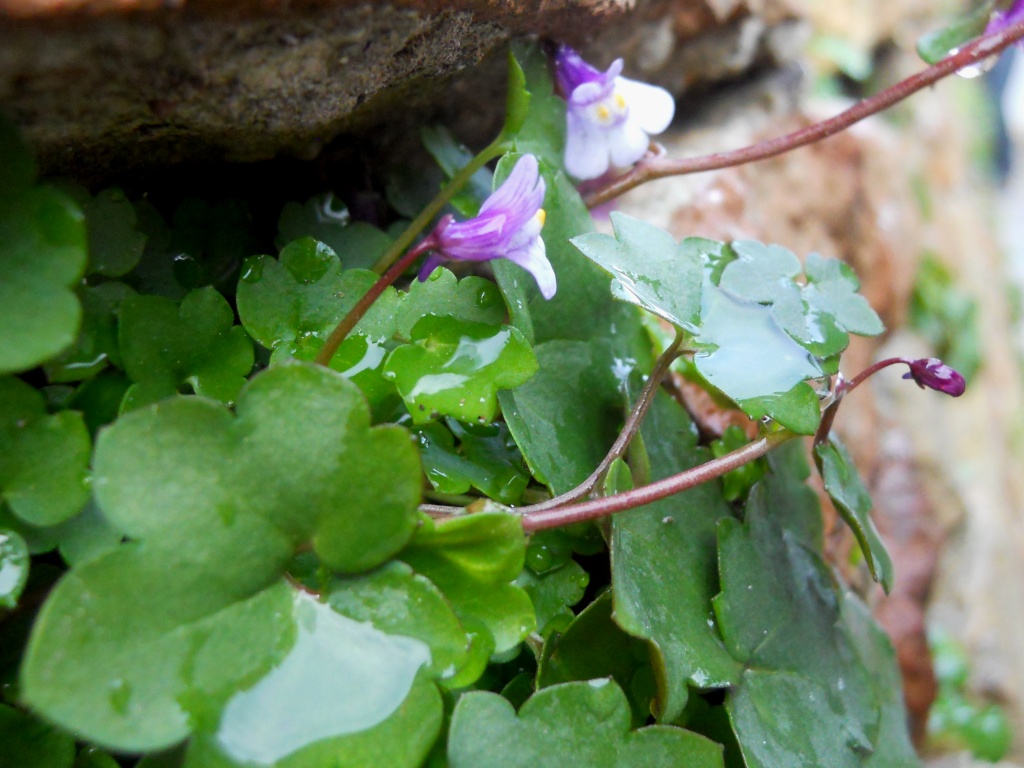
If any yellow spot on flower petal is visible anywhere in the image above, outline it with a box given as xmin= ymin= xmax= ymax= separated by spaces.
xmin=535 ymin=209 xmax=547 ymax=227
xmin=615 ymin=93 xmax=626 ymax=109
xmin=597 ymin=105 xmax=610 ymax=120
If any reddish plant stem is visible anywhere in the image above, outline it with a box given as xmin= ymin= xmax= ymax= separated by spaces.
xmin=520 ymin=430 xmax=795 ymax=532
xmin=521 ymin=333 xmax=685 ymax=514
xmin=314 ymin=240 xmax=433 ymax=367
xmin=584 ymin=19 xmax=1024 ymax=208
xmin=812 ymin=357 xmax=914 ymax=446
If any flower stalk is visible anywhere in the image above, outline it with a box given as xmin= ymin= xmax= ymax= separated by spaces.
xmin=583 ymin=17 xmax=1024 ymax=207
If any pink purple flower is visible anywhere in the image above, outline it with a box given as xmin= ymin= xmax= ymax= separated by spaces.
xmin=417 ymin=154 xmax=555 ymax=299
xmin=554 ymin=45 xmax=675 ymax=181
xmin=986 ymin=0 xmax=1024 ymax=37
xmin=902 ymin=358 xmax=966 ymax=397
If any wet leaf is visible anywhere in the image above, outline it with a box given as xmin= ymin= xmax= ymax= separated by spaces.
xmin=119 ymin=287 xmax=254 ymax=409
xmin=416 ymin=420 xmax=530 ymax=505
xmin=84 ymin=187 xmax=147 ymax=277
xmin=328 ymin=560 xmax=471 ymax=683
xmin=448 ymin=680 xmax=724 ymax=768
xmin=538 ymin=592 xmax=654 ymax=726
xmin=236 ymin=237 xmax=398 ymax=363
xmin=21 ymin=364 xmax=421 ymax=750
xmin=392 ymin=268 xmax=506 ymax=342
xmin=713 ymin=469 xmax=917 ymax=767
xmin=74 ymin=746 xmax=121 ymax=768
xmin=709 ymin=426 xmax=767 ymax=502
xmin=45 ymin=282 xmax=135 ymax=383
xmin=515 ymin=558 xmax=588 ymax=637
xmin=815 ymin=437 xmax=894 ymax=592
xmin=499 ymin=340 xmax=622 ymax=494
xmin=0 ymin=528 xmax=29 ymax=609
xmin=572 ymin=213 xmax=703 ymax=332
xmin=276 ymin=195 xmax=393 ymax=271
xmin=401 ymin=513 xmax=533 ymax=656
xmin=0 ymin=376 xmax=91 ymax=527
xmin=0 ymin=703 xmax=75 ymax=768
xmin=0 ymin=121 xmax=87 ymax=374
xmin=383 ymin=317 xmax=537 ymax=425
xmin=612 ymin=392 xmax=742 ymax=723
xmin=184 ymin=591 xmax=442 ymax=768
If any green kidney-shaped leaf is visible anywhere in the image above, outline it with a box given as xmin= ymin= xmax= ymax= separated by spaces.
xmin=383 ymin=317 xmax=537 ymax=425
xmin=184 ymin=591 xmax=442 ymax=768
xmin=0 ymin=376 xmax=90 ymax=527
xmin=400 ymin=512 xmax=533 ymax=656
xmin=236 ymin=237 xmax=394 ymax=355
xmin=814 ymin=437 xmax=894 ymax=592
xmin=21 ymin=364 xmax=421 ymax=750
xmin=448 ymin=680 xmax=724 ymax=768
xmin=328 ymin=560 xmax=471 ymax=683
xmin=119 ymin=287 xmax=254 ymax=409
xmin=0 ymin=132 xmax=87 ymax=374
xmin=572 ymin=213 xmax=704 ymax=333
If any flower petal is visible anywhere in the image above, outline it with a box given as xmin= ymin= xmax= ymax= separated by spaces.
xmin=564 ymin=112 xmax=613 ymax=180
xmin=616 ymin=77 xmax=675 ymax=135
xmin=505 ymin=237 xmax=556 ymax=299
xmin=608 ymin=119 xmax=650 ymax=169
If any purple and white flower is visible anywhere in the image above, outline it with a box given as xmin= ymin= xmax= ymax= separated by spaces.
xmin=417 ymin=154 xmax=555 ymax=299
xmin=902 ymin=358 xmax=966 ymax=397
xmin=555 ymin=45 xmax=675 ymax=181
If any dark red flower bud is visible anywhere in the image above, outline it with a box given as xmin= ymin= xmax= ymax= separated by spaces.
xmin=903 ymin=358 xmax=966 ymax=397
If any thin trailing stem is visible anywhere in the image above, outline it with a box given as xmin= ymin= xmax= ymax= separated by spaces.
xmin=583 ymin=18 xmax=1024 ymax=207
xmin=521 ymin=332 xmax=686 ymax=513
xmin=370 ymin=138 xmax=507 ymax=275
xmin=520 ymin=430 xmax=796 ymax=532
xmin=314 ymin=242 xmax=429 ymax=367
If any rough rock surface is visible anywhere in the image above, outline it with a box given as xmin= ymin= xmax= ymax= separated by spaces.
xmin=0 ymin=0 xmax=804 ymax=180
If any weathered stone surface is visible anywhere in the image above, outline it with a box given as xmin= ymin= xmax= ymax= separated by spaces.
xmin=0 ymin=0 xmax=805 ymax=179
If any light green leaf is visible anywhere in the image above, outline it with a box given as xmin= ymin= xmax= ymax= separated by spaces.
xmin=814 ymin=437 xmax=894 ymax=592
xmin=384 ymin=317 xmax=537 ymax=425
xmin=119 ymin=287 xmax=254 ymax=409
xmin=236 ymin=237 xmax=395 ymax=356
xmin=400 ymin=512 xmax=533 ymax=655
xmin=0 ymin=121 xmax=87 ymax=374
xmin=506 ymin=43 xmax=567 ymax=170
xmin=0 ymin=528 xmax=29 ymax=609
xmin=184 ymin=591 xmax=442 ymax=768
xmin=515 ymin=558 xmax=588 ymax=637
xmin=448 ymin=680 xmax=724 ymax=768
xmin=22 ymin=364 xmax=421 ymax=750
xmin=0 ymin=376 xmax=90 ymax=527
xmin=328 ymin=560 xmax=471 ymax=683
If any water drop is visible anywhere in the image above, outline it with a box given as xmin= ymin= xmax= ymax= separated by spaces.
xmin=108 ymin=678 xmax=131 ymax=715
xmin=476 ymin=286 xmax=499 ymax=309
xmin=428 ymin=269 xmax=443 ymax=282
xmin=241 ymin=258 xmax=265 ymax=283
